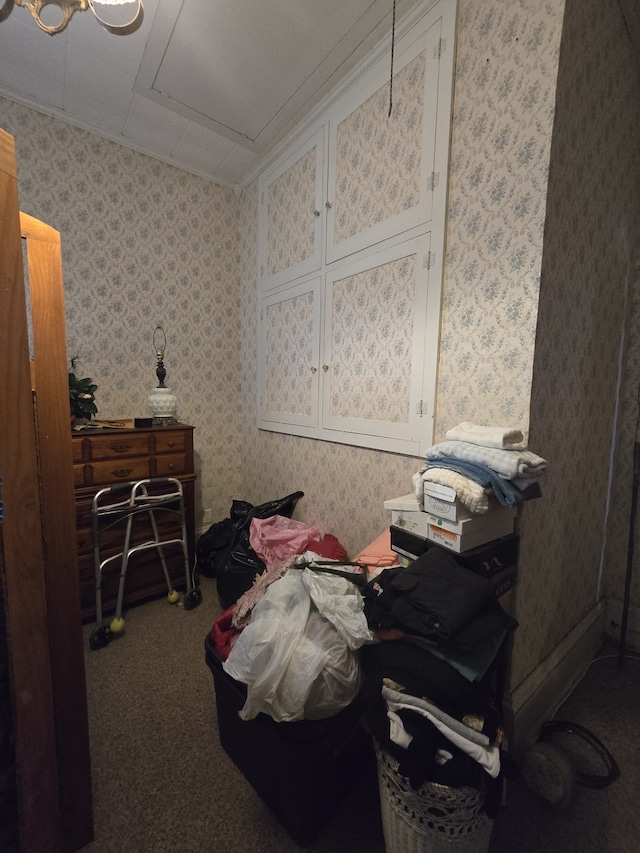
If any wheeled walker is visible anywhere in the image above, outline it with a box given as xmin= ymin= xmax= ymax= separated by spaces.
xmin=89 ymin=477 xmax=194 ymax=650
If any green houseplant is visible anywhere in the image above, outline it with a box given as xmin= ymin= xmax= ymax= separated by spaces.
xmin=68 ymin=357 xmax=98 ymax=423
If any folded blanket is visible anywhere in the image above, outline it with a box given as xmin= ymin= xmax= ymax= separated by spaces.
xmin=424 ymin=459 xmax=524 ymax=507
xmin=414 ymin=467 xmax=491 ymax=514
xmin=426 ymin=440 xmax=547 ymax=480
xmin=445 ymin=421 xmax=527 ymax=449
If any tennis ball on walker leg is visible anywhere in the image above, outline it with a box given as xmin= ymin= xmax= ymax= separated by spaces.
xmin=167 ymin=589 xmax=179 ymax=604
xmin=109 ymin=616 xmax=125 ymax=634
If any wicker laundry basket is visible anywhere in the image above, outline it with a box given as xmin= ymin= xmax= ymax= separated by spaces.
xmin=375 ymin=742 xmax=493 ymax=853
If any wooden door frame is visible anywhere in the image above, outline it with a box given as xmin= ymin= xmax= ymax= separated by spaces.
xmin=1 ymin=129 xmax=93 ymax=852
xmin=21 ymin=212 xmax=94 ymax=850
xmin=1 ymin=129 xmax=63 ymax=852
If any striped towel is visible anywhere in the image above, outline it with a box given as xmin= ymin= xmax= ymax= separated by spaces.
xmin=426 ymin=440 xmax=547 ymax=480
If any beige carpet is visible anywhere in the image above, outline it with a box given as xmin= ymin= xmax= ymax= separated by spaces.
xmin=78 ymin=577 xmax=640 ymax=852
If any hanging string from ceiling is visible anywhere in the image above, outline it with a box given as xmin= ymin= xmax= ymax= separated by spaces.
xmin=388 ymin=0 xmax=397 ymax=117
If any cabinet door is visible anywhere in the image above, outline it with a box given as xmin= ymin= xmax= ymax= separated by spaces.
xmin=322 ymin=236 xmax=437 ymax=451
xmin=258 ymin=278 xmax=321 ymax=429
xmin=259 ymin=129 xmax=325 ymax=291
xmin=326 ymin=15 xmax=442 ymax=263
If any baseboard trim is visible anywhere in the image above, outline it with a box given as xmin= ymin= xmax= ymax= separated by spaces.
xmin=605 ymin=595 xmax=640 ymax=653
xmin=504 ymin=601 xmax=606 ymax=754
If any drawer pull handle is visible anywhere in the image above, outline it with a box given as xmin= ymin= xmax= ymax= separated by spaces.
xmin=112 ymin=468 xmax=133 ymax=478
xmin=167 ymin=441 xmax=175 ymax=447
xmin=168 ymin=464 xmax=175 ymax=470
xmin=110 ymin=443 xmax=132 ymax=453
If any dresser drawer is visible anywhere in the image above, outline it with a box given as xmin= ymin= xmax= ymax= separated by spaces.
xmin=153 ymin=453 xmax=187 ymax=477
xmin=77 ymin=547 xmax=188 ymax=620
xmin=74 ymin=432 xmax=151 ymax=462
xmin=76 ymin=511 xmax=183 ymax=558
xmin=75 ymin=457 xmax=151 ymax=488
xmin=75 ymin=500 xmax=94 ymax=532
xmin=153 ymin=431 xmax=186 ymax=454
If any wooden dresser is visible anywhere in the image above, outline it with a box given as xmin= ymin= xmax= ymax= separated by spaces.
xmin=72 ymin=423 xmax=196 ymax=621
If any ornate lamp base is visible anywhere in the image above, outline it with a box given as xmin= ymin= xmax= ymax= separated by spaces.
xmin=148 ymin=387 xmax=177 ymax=426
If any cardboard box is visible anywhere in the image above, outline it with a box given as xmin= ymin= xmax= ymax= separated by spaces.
xmin=452 ymin=535 xmax=519 ymax=577
xmin=489 ymin=563 xmax=518 ymax=599
xmin=390 ymin=509 xmax=430 ymax=539
xmin=427 ymin=506 xmax=516 ymax=539
xmin=423 ymin=481 xmax=457 ymax=502
xmin=427 ymin=518 xmax=515 ymax=553
xmin=383 ymin=493 xmax=421 ymax=512
xmin=422 ymin=494 xmax=472 ymax=521
xmin=389 ymin=526 xmax=519 ymax=577
xmin=389 ymin=525 xmax=430 ymax=561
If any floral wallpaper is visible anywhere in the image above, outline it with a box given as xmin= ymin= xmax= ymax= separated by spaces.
xmin=510 ymin=0 xmax=640 ymax=684
xmin=436 ymin=0 xmax=564 ymax=437
xmin=0 ymin=96 xmax=244 ymax=526
xmin=266 ymin=145 xmax=317 ymax=277
xmin=333 ymin=53 xmax=425 ymax=246
xmin=264 ymin=289 xmax=316 ymax=416
xmin=329 ymin=254 xmax=415 ymax=422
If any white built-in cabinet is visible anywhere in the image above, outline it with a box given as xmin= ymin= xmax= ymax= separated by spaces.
xmin=257 ymin=0 xmax=456 ymax=456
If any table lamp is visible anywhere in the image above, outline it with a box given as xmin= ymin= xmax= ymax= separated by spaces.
xmin=148 ymin=325 xmax=177 ymax=425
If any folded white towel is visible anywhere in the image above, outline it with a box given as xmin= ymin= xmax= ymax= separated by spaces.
xmin=446 ymin=421 xmax=527 ymax=449
xmin=414 ymin=467 xmax=491 ymax=514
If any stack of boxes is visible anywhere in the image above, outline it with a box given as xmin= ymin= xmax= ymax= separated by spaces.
xmin=384 ymin=484 xmax=519 ymax=600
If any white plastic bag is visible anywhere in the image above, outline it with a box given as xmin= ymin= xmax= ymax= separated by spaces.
xmin=301 ymin=561 xmax=373 ymax=650
xmin=222 ymin=568 xmax=374 ymax=722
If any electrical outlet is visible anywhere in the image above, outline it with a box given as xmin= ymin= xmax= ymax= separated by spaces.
xmin=202 ymin=508 xmax=213 ymax=526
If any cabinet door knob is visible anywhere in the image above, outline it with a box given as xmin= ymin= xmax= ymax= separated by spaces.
xmin=313 ymin=209 xmax=321 ymax=217
xmin=110 ymin=443 xmax=132 ymax=453
xmin=325 ymin=201 xmax=333 ymax=209
xmin=322 ymin=364 xmax=330 ymax=371
xmin=310 ymin=366 xmax=317 ymax=373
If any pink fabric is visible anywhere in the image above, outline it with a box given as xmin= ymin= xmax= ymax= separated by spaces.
xmin=249 ymin=515 xmax=321 ymax=571
xmin=352 ymin=530 xmax=398 ymax=571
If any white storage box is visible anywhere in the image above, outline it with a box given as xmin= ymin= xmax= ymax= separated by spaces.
xmin=423 ymin=481 xmax=457 ymax=502
xmin=390 ymin=509 xmax=430 ymax=539
xmin=427 ymin=516 xmax=515 ymax=553
xmin=384 ymin=493 xmax=422 ymax=512
xmin=428 ymin=506 xmax=516 ymax=537
xmin=422 ymin=494 xmax=472 ymax=521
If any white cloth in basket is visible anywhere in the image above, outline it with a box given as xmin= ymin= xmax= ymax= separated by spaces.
xmin=383 ymin=686 xmax=501 ymax=778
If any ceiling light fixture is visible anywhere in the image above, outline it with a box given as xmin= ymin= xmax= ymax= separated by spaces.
xmin=0 ymin=0 xmax=143 ymax=36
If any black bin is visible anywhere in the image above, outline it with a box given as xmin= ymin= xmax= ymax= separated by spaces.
xmin=204 ymin=633 xmax=373 ymax=846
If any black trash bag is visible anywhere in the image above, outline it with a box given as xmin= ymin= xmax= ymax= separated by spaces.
xmin=195 ymin=500 xmax=254 ymax=578
xmin=195 ymin=518 xmax=233 ymax=578
xmin=216 ymin=490 xmax=304 ymax=610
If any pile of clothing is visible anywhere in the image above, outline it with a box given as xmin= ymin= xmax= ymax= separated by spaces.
xmin=210 ymin=551 xmax=373 ymax=723
xmin=413 ymin=421 xmax=547 ymax=515
xmin=360 ymin=545 xmax=518 ymax=815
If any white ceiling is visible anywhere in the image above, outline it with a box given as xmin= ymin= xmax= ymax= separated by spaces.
xmin=0 ymin=0 xmax=420 ymax=188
